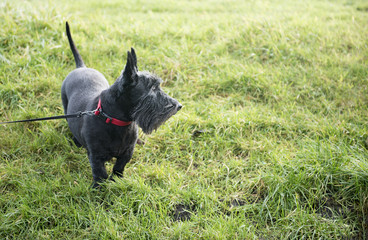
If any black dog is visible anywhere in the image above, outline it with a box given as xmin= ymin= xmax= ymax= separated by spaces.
xmin=61 ymin=22 xmax=182 ymax=187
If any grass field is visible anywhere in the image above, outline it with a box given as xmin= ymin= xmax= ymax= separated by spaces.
xmin=1 ymin=0 xmax=368 ymax=239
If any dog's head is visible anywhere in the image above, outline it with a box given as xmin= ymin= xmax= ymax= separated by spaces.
xmin=113 ymin=48 xmax=182 ymax=134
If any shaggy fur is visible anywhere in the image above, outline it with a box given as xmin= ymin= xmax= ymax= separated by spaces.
xmin=61 ymin=22 xmax=182 ymax=187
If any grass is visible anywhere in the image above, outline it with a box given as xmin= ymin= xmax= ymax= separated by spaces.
xmin=1 ymin=0 xmax=368 ymax=238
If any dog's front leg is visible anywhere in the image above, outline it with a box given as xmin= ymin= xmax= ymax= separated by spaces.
xmin=112 ymin=147 xmax=134 ymax=178
xmin=88 ymin=152 xmax=110 ymax=188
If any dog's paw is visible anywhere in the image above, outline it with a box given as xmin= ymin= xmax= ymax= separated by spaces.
xmin=91 ymin=181 xmax=103 ymax=189
xmin=108 ymin=175 xmax=116 ymax=182
xmin=111 ymin=171 xmax=124 ymax=179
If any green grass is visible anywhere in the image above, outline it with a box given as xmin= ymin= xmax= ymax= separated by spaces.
xmin=1 ymin=0 xmax=368 ymax=239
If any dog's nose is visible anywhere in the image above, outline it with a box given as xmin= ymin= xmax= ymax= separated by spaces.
xmin=177 ymin=104 xmax=182 ymax=111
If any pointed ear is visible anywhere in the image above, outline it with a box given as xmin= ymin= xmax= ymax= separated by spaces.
xmin=130 ymin=47 xmax=138 ymax=71
xmin=123 ymin=50 xmax=137 ymax=81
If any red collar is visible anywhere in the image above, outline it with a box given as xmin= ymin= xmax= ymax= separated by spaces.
xmin=94 ymin=98 xmax=132 ymax=126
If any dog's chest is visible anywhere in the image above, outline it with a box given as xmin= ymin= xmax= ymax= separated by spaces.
xmin=107 ymin=124 xmax=138 ymax=156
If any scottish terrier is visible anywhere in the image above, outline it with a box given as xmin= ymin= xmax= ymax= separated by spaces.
xmin=61 ymin=22 xmax=182 ymax=188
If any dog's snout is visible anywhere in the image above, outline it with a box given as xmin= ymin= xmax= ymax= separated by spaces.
xmin=177 ymin=104 xmax=182 ymax=111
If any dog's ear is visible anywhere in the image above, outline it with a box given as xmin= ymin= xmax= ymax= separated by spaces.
xmin=123 ymin=50 xmax=137 ymax=81
xmin=131 ymin=47 xmax=138 ymax=71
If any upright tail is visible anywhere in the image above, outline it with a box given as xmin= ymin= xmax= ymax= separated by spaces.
xmin=66 ymin=22 xmax=86 ymax=68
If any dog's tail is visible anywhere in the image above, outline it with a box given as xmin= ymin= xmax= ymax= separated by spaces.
xmin=66 ymin=22 xmax=86 ymax=68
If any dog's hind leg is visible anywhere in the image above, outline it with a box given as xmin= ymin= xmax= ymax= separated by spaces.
xmin=72 ymin=137 xmax=82 ymax=147
xmin=61 ymin=85 xmax=69 ymax=114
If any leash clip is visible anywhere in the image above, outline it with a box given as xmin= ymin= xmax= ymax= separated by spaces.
xmin=80 ymin=110 xmax=97 ymax=117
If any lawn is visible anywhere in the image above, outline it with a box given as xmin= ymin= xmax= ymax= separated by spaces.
xmin=1 ymin=0 xmax=368 ymax=239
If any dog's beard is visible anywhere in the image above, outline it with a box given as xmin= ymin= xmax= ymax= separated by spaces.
xmin=131 ymin=95 xmax=178 ymax=134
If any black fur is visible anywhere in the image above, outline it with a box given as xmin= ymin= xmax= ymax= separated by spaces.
xmin=61 ymin=22 xmax=182 ymax=188
xmin=65 ymin=22 xmax=85 ymax=68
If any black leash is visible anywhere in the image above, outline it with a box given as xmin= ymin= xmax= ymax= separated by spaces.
xmin=0 ymin=110 xmax=95 ymax=125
